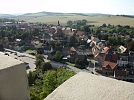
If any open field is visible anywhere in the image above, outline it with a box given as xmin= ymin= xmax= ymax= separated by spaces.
xmin=10 ymin=15 xmax=134 ymax=26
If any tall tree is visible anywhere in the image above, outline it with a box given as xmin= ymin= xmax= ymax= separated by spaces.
xmin=36 ymin=54 xmax=44 ymax=61
xmin=41 ymin=70 xmax=57 ymax=98
xmin=69 ymin=35 xmax=78 ymax=46
xmin=40 ymin=62 xmax=52 ymax=73
xmin=53 ymin=51 xmax=63 ymax=62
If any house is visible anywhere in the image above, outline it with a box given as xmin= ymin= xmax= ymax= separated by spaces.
xmin=52 ymin=21 xmax=65 ymax=40
xmin=128 ymin=56 xmax=134 ymax=68
xmin=90 ymin=36 xmax=106 ymax=56
xmin=14 ymin=45 xmax=23 ymax=51
xmin=75 ymin=51 xmax=87 ymax=62
xmin=94 ymin=53 xmax=106 ymax=66
xmin=70 ymin=47 xmax=76 ymax=55
xmin=44 ymin=46 xmax=53 ymax=54
xmin=62 ymin=47 xmax=70 ymax=56
xmin=91 ymin=36 xmax=100 ymax=43
xmin=119 ymin=45 xmax=127 ymax=53
xmin=43 ymin=33 xmax=51 ymax=42
xmin=96 ymin=41 xmax=105 ymax=50
xmin=96 ymin=53 xmax=118 ymax=75
xmin=113 ymin=69 xmax=134 ymax=82
xmin=30 ymin=25 xmax=42 ymax=31
xmin=47 ymin=46 xmax=63 ymax=60
xmin=89 ymin=36 xmax=100 ymax=48
xmin=114 ymin=70 xmax=127 ymax=79
xmin=67 ymin=31 xmax=75 ymax=36
xmin=125 ymin=35 xmax=130 ymax=39
xmin=87 ymin=39 xmax=91 ymax=44
xmin=102 ymin=47 xmax=109 ymax=53
xmin=129 ymin=51 xmax=134 ymax=56
xmin=62 ymin=27 xmax=72 ymax=35
xmin=107 ymin=46 xmax=115 ymax=54
xmin=34 ymin=42 xmax=43 ymax=49
xmin=47 ymin=51 xmax=56 ymax=60
xmin=117 ymin=53 xmax=129 ymax=69
xmin=49 ymin=27 xmax=56 ymax=35
xmin=126 ymin=68 xmax=134 ymax=81
xmin=67 ymin=47 xmax=77 ymax=62
xmin=67 ymin=47 xmax=88 ymax=63
xmin=92 ymin=46 xmax=101 ymax=56
xmin=105 ymin=53 xmax=118 ymax=63
xmin=76 ymin=31 xmax=84 ymax=36
xmin=17 ymin=22 xmax=29 ymax=31
xmin=102 ymin=61 xmax=117 ymax=76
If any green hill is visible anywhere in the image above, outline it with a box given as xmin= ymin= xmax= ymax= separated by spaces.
xmin=0 ymin=11 xmax=134 ymax=26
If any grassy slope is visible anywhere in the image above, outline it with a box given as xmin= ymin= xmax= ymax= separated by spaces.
xmin=10 ymin=15 xmax=134 ymax=26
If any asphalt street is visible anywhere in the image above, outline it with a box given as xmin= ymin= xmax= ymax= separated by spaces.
xmin=3 ymin=49 xmax=92 ymax=74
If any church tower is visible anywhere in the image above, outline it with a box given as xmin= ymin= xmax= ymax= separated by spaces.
xmin=53 ymin=20 xmax=64 ymax=40
xmin=57 ymin=20 xmax=61 ymax=29
xmin=58 ymin=20 xmax=60 ymax=26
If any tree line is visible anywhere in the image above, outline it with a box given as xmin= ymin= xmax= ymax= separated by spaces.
xmin=28 ymin=54 xmax=76 ymax=99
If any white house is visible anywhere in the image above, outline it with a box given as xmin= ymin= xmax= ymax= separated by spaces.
xmin=44 ymin=46 xmax=53 ymax=54
xmin=117 ymin=60 xmax=128 ymax=67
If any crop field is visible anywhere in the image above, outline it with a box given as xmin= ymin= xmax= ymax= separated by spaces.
xmin=11 ymin=15 xmax=134 ymax=26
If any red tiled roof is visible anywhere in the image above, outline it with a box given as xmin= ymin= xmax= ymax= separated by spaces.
xmin=105 ymin=54 xmax=118 ymax=63
xmin=103 ymin=61 xmax=117 ymax=69
xmin=76 ymin=31 xmax=84 ymax=36
xmin=125 ymin=35 xmax=130 ymax=39
xmin=111 ymin=54 xmax=118 ymax=62
xmin=105 ymin=54 xmax=111 ymax=61
xmin=103 ymin=47 xmax=109 ymax=53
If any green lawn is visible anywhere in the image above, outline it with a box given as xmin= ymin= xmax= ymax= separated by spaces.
xmin=10 ymin=15 xmax=134 ymax=27
xmin=26 ymin=49 xmax=37 ymax=54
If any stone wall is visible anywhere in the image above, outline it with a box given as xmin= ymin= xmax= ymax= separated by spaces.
xmin=0 ymin=55 xmax=30 ymax=100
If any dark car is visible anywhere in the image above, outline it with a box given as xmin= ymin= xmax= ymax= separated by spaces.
xmin=24 ymin=62 xmax=30 ymax=69
xmin=4 ymin=53 xmax=9 ymax=56
xmin=14 ymin=52 xmax=17 ymax=55
xmin=91 ymin=72 xmax=94 ymax=74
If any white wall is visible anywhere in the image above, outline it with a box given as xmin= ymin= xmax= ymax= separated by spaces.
xmin=117 ymin=60 xmax=128 ymax=67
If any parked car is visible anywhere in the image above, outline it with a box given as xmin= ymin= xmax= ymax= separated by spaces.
xmin=4 ymin=53 xmax=9 ymax=56
xmin=95 ymin=69 xmax=102 ymax=73
xmin=14 ymin=52 xmax=17 ymax=55
xmin=18 ymin=55 xmax=25 ymax=57
xmin=24 ymin=62 xmax=30 ymax=69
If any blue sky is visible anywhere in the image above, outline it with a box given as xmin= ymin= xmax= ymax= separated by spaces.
xmin=0 ymin=0 xmax=134 ymax=15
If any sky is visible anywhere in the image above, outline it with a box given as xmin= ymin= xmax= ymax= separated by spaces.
xmin=0 ymin=0 xmax=134 ymax=15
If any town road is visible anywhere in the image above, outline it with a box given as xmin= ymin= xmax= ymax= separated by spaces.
xmin=4 ymin=49 xmax=92 ymax=74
